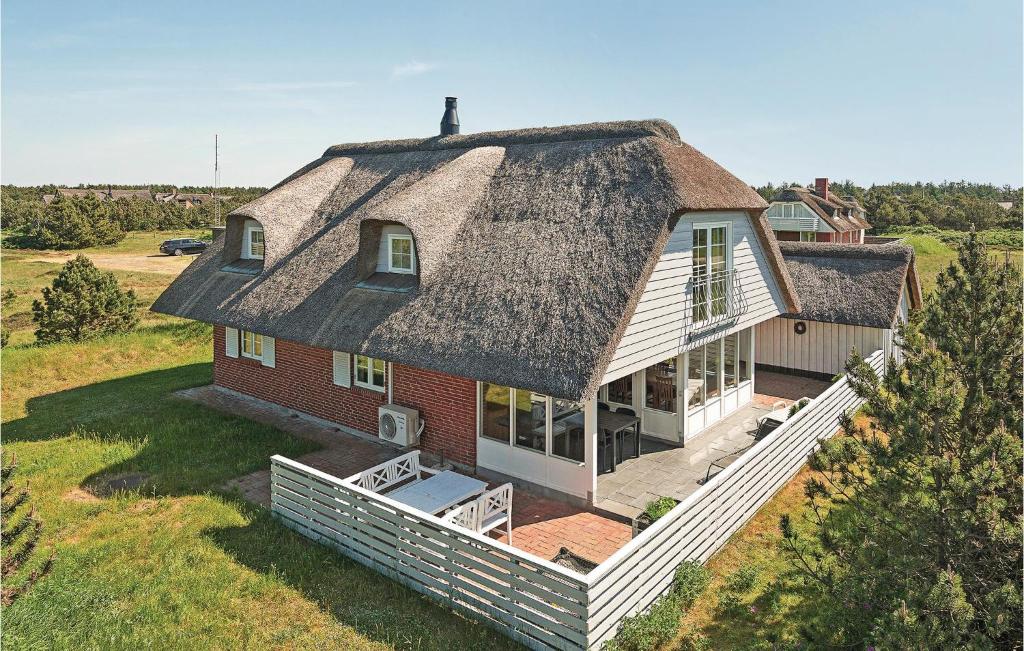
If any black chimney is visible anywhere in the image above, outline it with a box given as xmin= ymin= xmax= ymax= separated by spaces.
xmin=440 ymin=97 xmax=459 ymax=136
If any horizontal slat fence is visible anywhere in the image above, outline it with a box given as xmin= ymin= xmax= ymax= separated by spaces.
xmin=270 ymin=456 xmax=590 ymax=651
xmin=270 ymin=349 xmax=884 ymax=650
xmin=583 ymin=349 xmax=885 ymax=648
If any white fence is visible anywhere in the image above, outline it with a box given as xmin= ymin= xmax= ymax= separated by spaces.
xmin=270 ymin=457 xmax=590 ymax=650
xmin=269 ymin=349 xmax=885 ymax=650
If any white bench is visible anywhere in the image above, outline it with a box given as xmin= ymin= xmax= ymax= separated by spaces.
xmin=442 ymin=483 xmax=513 ymax=544
xmin=345 ymin=450 xmax=439 ymax=493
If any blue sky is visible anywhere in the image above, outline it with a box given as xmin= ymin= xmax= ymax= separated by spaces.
xmin=2 ymin=1 xmax=1021 ymax=188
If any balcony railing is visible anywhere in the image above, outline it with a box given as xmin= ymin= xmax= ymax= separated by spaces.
xmin=765 ymin=214 xmax=819 ymax=232
xmin=685 ymin=268 xmax=744 ymax=340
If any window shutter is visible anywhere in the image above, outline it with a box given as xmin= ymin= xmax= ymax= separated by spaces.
xmin=261 ymin=336 xmax=275 ymax=368
xmin=225 ymin=327 xmax=239 ymax=358
xmin=333 ymin=351 xmax=351 ymax=387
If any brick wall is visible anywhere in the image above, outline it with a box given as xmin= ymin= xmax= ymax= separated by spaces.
xmin=213 ymin=326 xmax=478 ymax=467
xmin=393 ymin=364 xmax=477 ymax=467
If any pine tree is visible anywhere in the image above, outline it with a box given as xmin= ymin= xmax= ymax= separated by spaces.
xmin=32 ymin=255 xmax=139 ymax=343
xmin=1 ymin=451 xmax=54 ymax=606
xmin=780 ymin=231 xmax=1022 ymax=648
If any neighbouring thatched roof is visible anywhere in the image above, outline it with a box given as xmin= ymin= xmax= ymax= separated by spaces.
xmin=772 ymin=186 xmax=870 ymax=232
xmin=778 ymin=242 xmax=922 ymax=329
xmin=153 ymin=119 xmax=796 ymax=400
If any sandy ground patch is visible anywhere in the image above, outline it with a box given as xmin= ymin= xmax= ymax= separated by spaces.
xmin=63 ymin=487 xmax=100 ymax=503
xmin=25 ymin=251 xmax=195 ymax=275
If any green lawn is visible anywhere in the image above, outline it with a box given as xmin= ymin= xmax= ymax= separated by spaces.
xmin=0 ymin=240 xmax=518 ymax=650
xmin=887 ymin=232 xmax=1022 ymax=296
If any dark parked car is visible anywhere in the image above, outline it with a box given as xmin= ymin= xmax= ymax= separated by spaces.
xmin=159 ymin=238 xmax=208 ymax=256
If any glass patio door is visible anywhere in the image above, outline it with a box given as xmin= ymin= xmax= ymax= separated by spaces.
xmin=642 ymin=357 xmax=679 ymax=441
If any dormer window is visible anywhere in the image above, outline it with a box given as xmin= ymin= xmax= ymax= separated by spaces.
xmin=387 ymin=233 xmax=415 ymax=274
xmin=244 ymin=224 xmax=265 ymax=260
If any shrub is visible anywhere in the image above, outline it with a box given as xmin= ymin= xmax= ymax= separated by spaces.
xmin=607 ymin=593 xmax=683 ymax=651
xmin=0 ymin=325 xmax=9 ymax=348
xmin=31 ymin=255 xmax=139 ymax=343
xmin=643 ymin=496 xmax=677 ymax=522
xmin=673 ymin=561 xmax=712 ymax=608
xmin=605 ymin=561 xmax=712 ymax=650
xmin=26 ymin=196 xmax=124 ymax=250
xmin=787 ymin=398 xmax=810 ymax=418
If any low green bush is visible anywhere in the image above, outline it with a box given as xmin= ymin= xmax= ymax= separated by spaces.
xmin=604 ymin=561 xmax=712 ymax=650
xmin=642 ymin=496 xmax=677 ymax=522
xmin=788 ymin=398 xmax=810 ymax=418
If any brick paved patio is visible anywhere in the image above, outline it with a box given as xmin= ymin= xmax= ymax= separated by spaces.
xmin=185 ymin=385 xmax=631 ymax=567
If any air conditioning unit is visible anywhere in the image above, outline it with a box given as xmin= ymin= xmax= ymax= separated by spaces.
xmin=378 ymin=404 xmax=420 ymax=447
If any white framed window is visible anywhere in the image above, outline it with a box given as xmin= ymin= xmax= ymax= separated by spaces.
xmin=354 ymin=355 xmax=386 ymax=391
xmin=240 ymin=330 xmax=263 ymax=360
xmin=800 ymin=231 xmax=816 ymax=242
xmin=249 ymin=228 xmax=265 ymax=259
xmin=477 ymin=383 xmax=584 ymax=463
xmin=387 ymin=234 xmax=414 ymax=274
xmin=691 ymin=222 xmax=732 ymax=323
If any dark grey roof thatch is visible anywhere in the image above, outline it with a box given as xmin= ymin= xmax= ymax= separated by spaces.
xmin=153 ymin=119 xmax=797 ymax=400
xmin=778 ymin=242 xmax=922 ymax=329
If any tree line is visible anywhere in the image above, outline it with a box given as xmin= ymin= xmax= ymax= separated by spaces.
xmin=755 ymin=180 xmax=1022 ymax=232
xmin=0 ymin=185 xmax=267 ymax=250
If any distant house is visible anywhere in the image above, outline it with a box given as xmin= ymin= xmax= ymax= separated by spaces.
xmin=43 ymin=186 xmax=152 ymax=204
xmin=997 ymin=201 xmax=1014 ymax=211
xmin=765 ymin=178 xmax=869 ymax=243
xmin=156 ymin=190 xmax=232 ymax=208
xmin=42 ymin=187 xmax=230 ymax=208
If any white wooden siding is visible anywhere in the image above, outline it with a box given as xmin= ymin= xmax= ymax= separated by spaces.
xmin=755 ymin=317 xmax=886 ymax=377
xmin=602 ymin=212 xmax=787 ymax=384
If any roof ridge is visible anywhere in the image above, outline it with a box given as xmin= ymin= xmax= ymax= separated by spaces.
xmin=323 ymin=119 xmax=681 ymax=157
xmin=778 ymin=241 xmax=913 ymax=261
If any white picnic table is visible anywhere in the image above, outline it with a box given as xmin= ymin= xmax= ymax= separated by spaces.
xmin=387 ymin=470 xmax=487 ymax=515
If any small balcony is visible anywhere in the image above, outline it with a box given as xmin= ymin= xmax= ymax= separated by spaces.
xmin=685 ymin=268 xmax=744 ymax=341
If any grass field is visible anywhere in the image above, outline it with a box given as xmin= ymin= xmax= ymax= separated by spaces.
xmin=888 ymin=232 xmax=1022 ymax=295
xmin=0 ymin=232 xmax=518 ymax=650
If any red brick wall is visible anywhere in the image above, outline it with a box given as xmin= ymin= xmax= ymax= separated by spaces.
xmin=815 ymin=232 xmax=835 ymax=243
xmin=212 ymin=326 xmax=478 ymax=466
xmin=393 ymin=364 xmax=477 ymax=467
xmin=774 ymin=230 xmax=800 ymax=242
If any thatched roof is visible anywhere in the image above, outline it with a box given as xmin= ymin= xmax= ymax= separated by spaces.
xmin=153 ymin=119 xmax=795 ymax=400
xmin=772 ymin=186 xmax=870 ymax=232
xmin=778 ymin=242 xmax=921 ymax=329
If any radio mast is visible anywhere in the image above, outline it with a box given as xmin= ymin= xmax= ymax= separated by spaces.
xmin=213 ymin=134 xmax=221 ymax=226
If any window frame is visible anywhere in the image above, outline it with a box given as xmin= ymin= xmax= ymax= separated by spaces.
xmin=354 ymin=354 xmax=386 ymax=392
xmin=799 ymin=231 xmax=816 ymax=242
xmin=691 ymin=221 xmax=733 ymax=324
xmin=476 ymin=383 xmax=584 ymax=464
xmin=244 ymin=224 xmax=265 ymax=260
xmin=240 ymin=330 xmax=263 ymax=361
xmin=386 ymin=233 xmax=416 ymax=274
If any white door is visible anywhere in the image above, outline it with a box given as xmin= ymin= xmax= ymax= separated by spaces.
xmin=642 ymin=357 xmax=679 ymax=442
